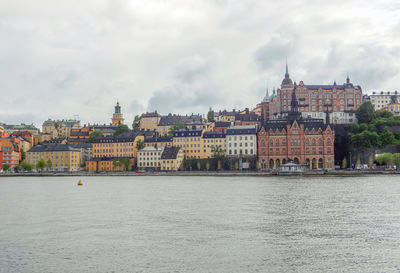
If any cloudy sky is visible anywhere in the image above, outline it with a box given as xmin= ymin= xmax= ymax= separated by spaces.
xmin=1 ymin=0 xmax=400 ymax=127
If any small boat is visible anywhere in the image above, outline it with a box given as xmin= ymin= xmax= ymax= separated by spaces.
xmin=277 ymin=162 xmax=304 ymax=176
xmin=135 ymin=170 xmax=145 ymax=174
xmin=77 ymin=180 xmax=83 ymax=186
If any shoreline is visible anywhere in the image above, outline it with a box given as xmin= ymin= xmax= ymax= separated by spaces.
xmin=1 ymin=170 xmax=399 ymax=177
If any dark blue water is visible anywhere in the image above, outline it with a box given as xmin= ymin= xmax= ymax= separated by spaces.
xmin=1 ymin=175 xmax=400 ymax=272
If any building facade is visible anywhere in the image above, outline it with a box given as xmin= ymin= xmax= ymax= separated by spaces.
xmin=172 ymin=128 xmax=205 ymax=159
xmin=139 ymin=112 xmax=161 ymax=131
xmin=42 ymin=119 xmax=81 ymax=139
xmin=268 ymin=65 xmax=362 ymax=124
xmin=0 ymin=137 xmax=21 ymax=169
xmin=137 ymin=146 xmax=164 ymax=170
xmin=257 ymin=86 xmax=335 ymax=170
xmin=226 ymin=126 xmax=257 ymax=157
xmin=160 ymin=147 xmax=184 ymax=171
xmin=202 ymin=131 xmax=227 ymax=158
xmin=26 ymin=144 xmax=81 ymax=172
xmin=369 ymin=91 xmax=400 ymax=110
xmin=92 ymin=132 xmax=144 ymax=159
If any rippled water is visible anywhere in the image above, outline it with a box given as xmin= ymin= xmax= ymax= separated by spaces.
xmin=1 ymin=175 xmax=400 ymax=272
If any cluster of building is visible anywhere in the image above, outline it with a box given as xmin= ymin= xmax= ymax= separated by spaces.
xmin=2 ymin=64 xmax=398 ymax=173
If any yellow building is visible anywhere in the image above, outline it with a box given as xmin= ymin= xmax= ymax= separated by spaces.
xmin=382 ymin=103 xmax=400 ymax=116
xmin=26 ymin=144 xmax=81 ymax=172
xmin=160 ymin=146 xmax=184 ymax=171
xmin=111 ymin=102 xmax=125 ymax=125
xmin=42 ymin=119 xmax=81 ymax=139
xmin=92 ymin=133 xmax=144 ymax=159
xmin=156 ymin=114 xmax=204 ymax=136
xmin=85 ymin=158 xmax=134 ymax=172
xmin=139 ymin=112 xmax=161 ymax=131
xmin=144 ymin=136 xmax=173 ymax=148
xmin=202 ymin=132 xmax=227 ymax=158
xmin=172 ymin=128 xmax=207 ymax=159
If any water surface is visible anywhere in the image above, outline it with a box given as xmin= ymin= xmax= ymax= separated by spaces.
xmin=1 ymin=175 xmax=400 ymax=272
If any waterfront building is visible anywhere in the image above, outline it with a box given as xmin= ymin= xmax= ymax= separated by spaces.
xmin=69 ymin=143 xmax=93 ymax=166
xmin=226 ymin=125 xmax=257 ymax=158
xmin=202 ymin=131 xmax=227 ymax=158
xmin=172 ymin=128 xmax=205 ymax=159
xmin=160 ymin=146 xmax=184 ymax=171
xmin=42 ymin=119 xmax=81 ymax=139
xmin=0 ymin=137 xmax=21 ymax=170
xmin=26 ymin=144 xmax=81 ymax=172
xmin=10 ymin=131 xmax=34 ymax=151
xmin=144 ymin=136 xmax=173 ymax=148
xmin=368 ymin=91 xmax=400 ymax=110
xmin=85 ymin=157 xmax=134 ymax=172
xmin=111 ymin=102 xmax=125 ymax=125
xmin=139 ymin=112 xmax=161 ymax=131
xmin=268 ymin=65 xmax=362 ymax=124
xmin=257 ymin=84 xmax=335 ymax=170
xmin=137 ymin=146 xmax=164 ymax=170
xmin=68 ymin=126 xmax=93 ymax=144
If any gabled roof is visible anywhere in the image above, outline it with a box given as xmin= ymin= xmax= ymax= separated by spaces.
xmin=28 ymin=144 xmax=80 ymax=152
xmin=158 ymin=114 xmax=202 ymax=126
xmin=161 ymin=146 xmax=181 ymax=159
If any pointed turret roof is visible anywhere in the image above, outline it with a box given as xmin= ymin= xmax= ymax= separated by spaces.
xmin=281 ymin=62 xmax=293 ymax=86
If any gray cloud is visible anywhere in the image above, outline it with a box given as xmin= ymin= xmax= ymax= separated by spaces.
xmin=0 ymin=0 xmax=399 ymax=127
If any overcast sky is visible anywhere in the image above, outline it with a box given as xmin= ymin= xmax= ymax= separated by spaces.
xmin=1 ymin=0 xmax=399 ymax=127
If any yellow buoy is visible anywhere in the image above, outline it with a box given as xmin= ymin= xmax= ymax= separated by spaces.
xmin=77 ymin=180 xmax=83 ymax=186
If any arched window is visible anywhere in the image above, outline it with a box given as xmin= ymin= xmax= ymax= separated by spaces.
xmin=270 ymin=140 xmax=274 ymax=147
xmin=312 ymin=139 xmax=316 ymax=146
xmin=261 ymin=140 xmax=265 ymax=147
xmin=327 ymin=138 xmax=332 ymax=145
xmin=305 ymin=139 xmax=309 ymax=146
xmin=318 ymin=139 xmax=323 ymax=146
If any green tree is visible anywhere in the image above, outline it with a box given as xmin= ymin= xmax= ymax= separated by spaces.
xmin=119 ymin=158 xmax=131 ymax=171
xmin=375 ymin=110 xmax=393 ymax=119
xmin=205 ymin=161 xmax=210 ymax=171
xmin=89 ymin=130 xmax=103 ymax=142
xmin=21 ymin=149 xmax=26 ymax=162
xmin=355 ymin=101 xmax=375 ymax=124
xmin=36 ymin=158 xmax=47 ymax=171
xmin=20 ymin=161 xmax=33 ymax=171
xmin=132 ymin=115 xmax=141 ymax=130
xmin=196 ymin=160 xmax=201 ymax=171
xmin=379 ymin=127 xmax=395 ymax=147
xmin=377 ymin=153 xmax=394 ymax=165
xmin=2 ymin=164 xmax=11 ymax=172
xmin=393 ymin=153 xmax=400 ymax=166
xmin=207 ymin=107 xmax=215 ymax=122
xmin=46 ymin=159 xmax=53 ymax=170
xmin=114 ymin=124 xmax=129 ymax=136
xmin=136 ymin=139 xmax=145 ymax=151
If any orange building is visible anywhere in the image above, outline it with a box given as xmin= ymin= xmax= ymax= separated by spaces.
xmin=0 ymin=137 xmax=22 ymax=170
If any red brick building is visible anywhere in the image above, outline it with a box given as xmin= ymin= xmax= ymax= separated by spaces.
xmin=257 ymin=84 xmax=335 ymax=170
xmin=268 ymin=64 xmax=362 ymax=124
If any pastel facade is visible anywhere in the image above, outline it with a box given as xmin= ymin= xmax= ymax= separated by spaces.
xmin=144 ymin=136 xmax=173 ymax=148
xmin=139 ymin=112 xmax=161 ymax=131
xmin=92 ymin=133 xmax=144 ymax=159
xmin=369 ymin=91 xmax=400 ymax=110
xmin=382 ymin=103 xmax=400 ymax=116
xmin=226 ymin=126 xmax=257 ymax=157
xmin=42 ymin=119 xmax=81 ymax=139
xmin=172 ymin=128 xmax=205 ymax=159
xmin=137 ymin=146 xmax=164 ymax=169
xmin=27 ymin=144 xmax=81 ymax=172
xmin=202 ymin=132 xmax=227 ymax=158
xmin=160 ymin=147 xmax=184 ymax=171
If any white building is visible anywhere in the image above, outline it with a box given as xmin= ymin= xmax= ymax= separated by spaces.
xmin=369 ymin=91 xmax=400 ymax=110
xmin=137 ymin=146 xmax=164 ymax=169
xmin=226 ymin=125 xmax=257 ymax=157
